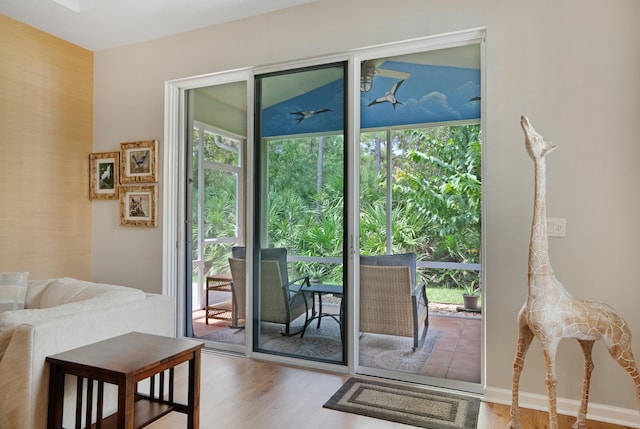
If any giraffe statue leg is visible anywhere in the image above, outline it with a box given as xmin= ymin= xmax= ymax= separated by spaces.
xmin=507 ymin=320 xmax=534 ymax=429
xmin=573 ymin=340 xmax=595 ymax=429
xmin=605 ymin=334 xmax=640 ymax=408
xmin=542 ymin=340 xmax=560 ymax=429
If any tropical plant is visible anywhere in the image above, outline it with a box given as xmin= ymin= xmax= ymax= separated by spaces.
xmin=462 ymin=280 xmax=480 ymax=297
xmin=195 ymin=123 xmax=482 ymax=297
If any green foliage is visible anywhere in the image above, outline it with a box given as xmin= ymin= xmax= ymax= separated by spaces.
xmin=426 ymin=285 xmax=483 ymax=305
xmin=426 ymin=286 xmax=465 ymax=305
xmin=462 ymin=281 xmax=480 ymax=296
xmin=191 ymin=130 xmax=241 ymax=276
xmin=195 ymin=124 xmax=482 ymax=289
xmin=358 ymin=125 xmax=481 ymax=291
xmin=393 ymin=125 xmax=481 ymax=263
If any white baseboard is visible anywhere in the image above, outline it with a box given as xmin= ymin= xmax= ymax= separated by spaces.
xmin=483 ymin=387 xmax=640 ymax=428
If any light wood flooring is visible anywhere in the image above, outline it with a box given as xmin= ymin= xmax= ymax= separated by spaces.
xmin=146 ymin=350 xmax=633 ymax=429
xmin=177 ymin=311 xmax=633 ymax=428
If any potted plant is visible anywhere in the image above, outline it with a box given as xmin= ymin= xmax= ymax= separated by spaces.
xmin=461 ymin=281 xmax=480 ymax=311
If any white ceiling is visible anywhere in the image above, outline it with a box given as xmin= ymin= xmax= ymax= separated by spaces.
xmin=0 ymin=0 xmax=318 ymax=51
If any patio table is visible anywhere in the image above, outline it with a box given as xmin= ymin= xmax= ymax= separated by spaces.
xmin=301 ymin=283 xmax=343 ymax=341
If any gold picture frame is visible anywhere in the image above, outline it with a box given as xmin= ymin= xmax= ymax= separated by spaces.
xmin=119 ymin=185 xmax=157 ymax=227
xmin=120 ymin=140 xmax=157 ymax=183
xmin=89 ymin=152 xmax=119 ymax=200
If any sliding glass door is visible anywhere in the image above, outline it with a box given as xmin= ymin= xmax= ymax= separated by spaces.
xmin=253 ymin=63 xmax=347 ymax=364
xmin=186 ymin=80 xmax=247 ymax=352
xmin=169 ymin=30 xmax=484 ymax=391
xmin=356 ymin=46 xmax=482 ymax=391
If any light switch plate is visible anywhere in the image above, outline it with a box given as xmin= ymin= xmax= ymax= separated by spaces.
xmin=547 ymin=217 xmax=566 ymax=237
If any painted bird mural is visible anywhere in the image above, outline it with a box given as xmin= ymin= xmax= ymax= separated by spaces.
xmin=367 ymin=79 xmax=404 ymax=110
xmin=290 ymin=108 xmax=331 ymax=125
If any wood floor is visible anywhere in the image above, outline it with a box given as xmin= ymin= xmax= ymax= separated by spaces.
xmin=145 ymin=350 xmax=634 ymax=429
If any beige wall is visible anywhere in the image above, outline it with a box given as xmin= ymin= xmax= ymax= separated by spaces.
xmin=0 ymin=14 xmax=93 ymax=280
xmin=91 ymin=0 xmax=640 ymax=417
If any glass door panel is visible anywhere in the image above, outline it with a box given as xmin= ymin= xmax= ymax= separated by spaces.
xmin=186 ymin=82 xmax=247 ymax=351
xmin=357 ymin=46 xmax=482 ymax=388
xmin=254 ymin=63 xmax=347 ymax=364
xmin=170 ymin=33 xmax=484 ymax=392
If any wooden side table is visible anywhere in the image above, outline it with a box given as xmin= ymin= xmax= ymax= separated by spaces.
xmin=205 ymin=272 xmax=233 ymax=325
xmin=46 ymin=332 xmax=204 ymax=429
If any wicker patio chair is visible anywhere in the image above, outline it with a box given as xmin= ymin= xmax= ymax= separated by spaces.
xmin=228 ymin=257 xmax=247 ymax=328
xmin=360 ymin=253 xmax=429 ymax=351
xmin=229 ymin=247 xmax=312 ymax=336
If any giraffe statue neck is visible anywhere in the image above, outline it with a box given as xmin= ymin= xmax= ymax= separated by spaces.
xmin=529 ymin=158 xmax=553 ymax=276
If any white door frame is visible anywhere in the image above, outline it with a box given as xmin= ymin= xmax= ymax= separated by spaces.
xmin=163 ymin=28 xmax=486 ymax=391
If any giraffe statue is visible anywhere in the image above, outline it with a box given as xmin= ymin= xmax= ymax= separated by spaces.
xmin=507 ymin=115 xmax=640 ymax=429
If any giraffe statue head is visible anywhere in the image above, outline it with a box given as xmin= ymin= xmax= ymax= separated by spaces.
xmin=521 ymin=115 xmax=556 ymax=161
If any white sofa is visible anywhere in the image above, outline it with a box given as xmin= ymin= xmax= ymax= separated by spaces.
xmin=0 ymin=277 xmax=175 ymax=429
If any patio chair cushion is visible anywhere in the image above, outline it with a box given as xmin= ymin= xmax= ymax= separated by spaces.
xmin=360 ymin=253 xmax=416 ymax=287
xmin=231 ymin=246 xmax=246 ymax=259
xmin=231 ymin=247 xmax=290 ymax=283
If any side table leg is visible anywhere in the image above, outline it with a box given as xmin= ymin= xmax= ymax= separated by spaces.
xmin=187 ymin=350 xmax=201 ymax=429
xmin=119 ymin=379 xmax=136 ymax=429
xmin=47 ymin=363 xmax=65 ymax=429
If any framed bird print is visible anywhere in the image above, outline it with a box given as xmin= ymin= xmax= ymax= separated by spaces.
xmin=89 ymin=151 xmax=119 ymax=200
xmin=119 ymin=185 xmax=157 ymax=227
xmin=120 ymin=140 xmax=157 ymax=183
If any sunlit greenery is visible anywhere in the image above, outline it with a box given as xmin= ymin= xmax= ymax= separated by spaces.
xmin=191 ymin=130 xmax=241 ymax=275
xmin=194 ymin=123 xmax=482 ymax=301
xmin=426 ymin=286 xmax=464 ymax=305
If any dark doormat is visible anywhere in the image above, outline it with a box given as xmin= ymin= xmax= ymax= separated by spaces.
xmin=323 ymin=378 xmax=480 ymax=428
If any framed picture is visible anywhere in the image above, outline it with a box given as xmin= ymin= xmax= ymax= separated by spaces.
xmin=120 ymin=140 xmax=157 ymax=183
xmin=119 ymin=185 xmax=157 ymax=227
xmin=89 ymin=152 xmax=119 ymax=200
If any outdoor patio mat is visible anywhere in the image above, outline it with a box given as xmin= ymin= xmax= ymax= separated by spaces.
xmin=202 ymin=320 xmax=441 ymax=373
xmin=323 ymin=378 xmax=480 ymax=429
